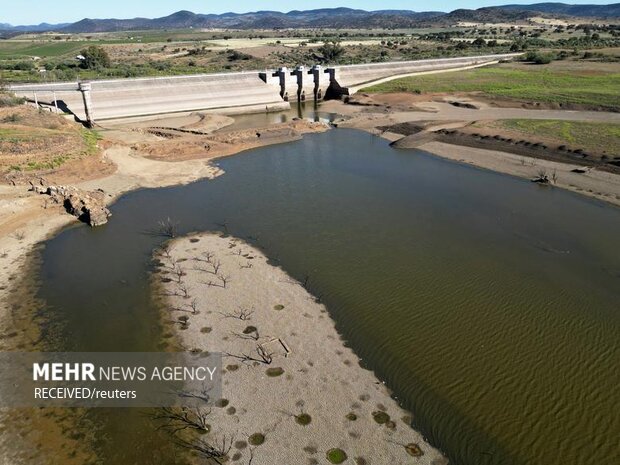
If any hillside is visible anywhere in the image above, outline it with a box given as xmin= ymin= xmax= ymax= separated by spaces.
xmin=497 ymin=2 xmax=620 ymax=17
xmin=1 ymin=4 xmax=619 ymax=33
xmin=60 ymin=8 xmax=445 ymax=32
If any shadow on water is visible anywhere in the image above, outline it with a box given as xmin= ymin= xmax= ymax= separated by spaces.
xmin=219 ymin=101 xmax=339 ymax=131
xmin=36 ymin=129 xmax=620 ymax=465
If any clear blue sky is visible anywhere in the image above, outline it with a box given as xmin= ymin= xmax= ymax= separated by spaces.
xmin=0 ymin=0 xmax=614 ymax=25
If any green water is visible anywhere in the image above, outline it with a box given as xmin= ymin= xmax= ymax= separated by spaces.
xmin=37 ymin=129 xmax=620 ymax=464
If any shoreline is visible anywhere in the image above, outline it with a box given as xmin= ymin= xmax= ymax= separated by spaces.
xmin=417 ymin=141 xmax=620 ymax=207
xmin=0 ymin=116 xmax=329 ymax=323
xmin=324 ymin=99 xmax=620 ymax=207
xmin=0 ymin=115 xmax=328 ymax=464
xmin=155 ymin=232 xmax=447 ymax=464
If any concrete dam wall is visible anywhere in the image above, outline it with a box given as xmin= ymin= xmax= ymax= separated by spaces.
xmin=10 ymin=53 xmax=521 ymax=125
xmin=10 ymin=72 xmax=289 ymax=123
xmin=331 ymin=53 xmax=520 ymax=94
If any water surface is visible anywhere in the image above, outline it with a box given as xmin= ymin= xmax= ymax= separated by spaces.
xmin=38 ymin=129 xmax=620 ymax=465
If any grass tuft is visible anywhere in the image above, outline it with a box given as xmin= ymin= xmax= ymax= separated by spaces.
xmin=326 ymin=448 xmax=348 ymax=464
xmin=248 ymin=433 xmax=265 ymax=446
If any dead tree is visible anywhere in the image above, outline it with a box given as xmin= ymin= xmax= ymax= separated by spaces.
xmin=225 ymin=344 xmax=273 ymax=365
xmin=218 ymin=307 xmax=254 ymax=321
xmin=172 ymin=264 xmax=185 ymax=283
xmin=532 ymin=169 xmax=549 ymax=184
xmin=157 ymin=217 xmax=179 ymax=238
xmin=177 ymin=282 xmax=191 ymax=299
xmin=157 ymin=243 xmax=173 ymax=260
xmin=175 ymin=435 xmax=234 ymax=465
xmin=204 ymin=274 xmax=230 ymax=289
xmin=193 ymin=251 xmax=214 ymax=264
xmin=217 ymin=274 xmax=230 ymax=288
xmin=151 ymin=407 xmax=211 ymax=435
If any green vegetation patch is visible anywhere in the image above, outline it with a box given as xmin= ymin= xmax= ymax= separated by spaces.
xmin=248 ymin=433 xmax=265 ymax=446
xmin=372 ymin=411 xmax=391 ymax=424
xmin=326 ymin=448 xmax=348 ymax=464
xmin=405 ymin=443 xmax=424 ymax=457
xmin=363 ymin=62 xmax=620 ymax=111
xmin=0 ymin=41 xmax=87 ymax=58
xmin=265 ymin=367 xmax=284 ymax=377
xmin=81 ymin=128 xmax=102 ymax=154
xmin=295 ymin=413 xmax=312 ymax=425
xmin=497 ymin=119 xmax=620 ymax=155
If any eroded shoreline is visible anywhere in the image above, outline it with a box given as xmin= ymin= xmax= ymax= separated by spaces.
xmin=0 ymin=114 xmax=329 ymax=465
xmin=155 ymin=232 xmax=446 ymax=464
xmin=323 ymin=98 xmax=620 ymax=207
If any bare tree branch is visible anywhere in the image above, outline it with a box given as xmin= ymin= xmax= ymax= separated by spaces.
xmin=218 ymin=307 xmax=254 ymax=321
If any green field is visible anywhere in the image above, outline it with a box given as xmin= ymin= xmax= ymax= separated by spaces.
xmin=496 ymin=119 xmax=620 ymax=156
xmin=362 ymin=62 xmax=620 ymax=110
xmin=0 ymin=41 xmax=90 ymax=58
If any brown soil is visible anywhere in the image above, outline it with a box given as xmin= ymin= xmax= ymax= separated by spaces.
xmin=133 ymin=119 xmax=328 ymax=162
xmin=347 ymin=92 xmax=435 ymax=112
xmin=1 ymin=106 xmax=116 ymax=186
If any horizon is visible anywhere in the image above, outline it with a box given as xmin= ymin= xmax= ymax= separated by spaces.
xmin=1 ymin=0 xmax=617 ymax=26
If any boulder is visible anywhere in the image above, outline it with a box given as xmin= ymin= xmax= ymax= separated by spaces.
xmin=30 ymin=184 xmax=111 ymax=227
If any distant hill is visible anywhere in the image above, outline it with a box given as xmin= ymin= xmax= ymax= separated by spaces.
xmin=0 ymin=22 xmax=70 ymax=32
xmin=60 ymin=8 xmax=446 ymax=33
xmin=439 ymin=3 xmax=620 ymax=24
xmin=1 ymin=4 xmax=619 ymax=34
xmin=439 ymin=7 xmax=533 ymax=24
xmin=496 ymin=2 xmax=620 ymax=18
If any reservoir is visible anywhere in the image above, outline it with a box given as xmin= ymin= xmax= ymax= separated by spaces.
xmin=36 ymin=128 xmax=620 ymax=465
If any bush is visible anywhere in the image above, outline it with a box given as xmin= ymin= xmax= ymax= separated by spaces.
xmin=319 ymin=41 xmax=345 ymax=62
xmin=12 ymin=61 xmax=35 ymax=71
xmin=524 ymin=51 xmax=554 ymax=65
xmin=80 ymin=45 xmax=111 ymax=69
xmin=0 ymin=92 xmax=25 ymax=108
xmin=227 ymin=50 xmax=252 ymax=61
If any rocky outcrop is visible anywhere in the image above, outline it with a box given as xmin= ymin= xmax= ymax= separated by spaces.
xmin=30 ymin=184 xmax=111 ymax=227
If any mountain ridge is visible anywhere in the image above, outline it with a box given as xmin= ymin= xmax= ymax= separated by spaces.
xmin=1 ymin=4 xmax=618 ymax=33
